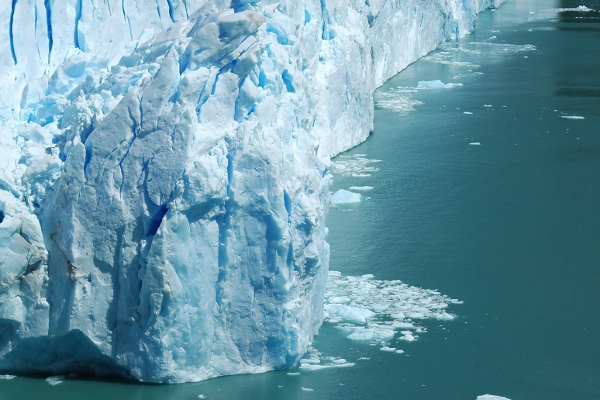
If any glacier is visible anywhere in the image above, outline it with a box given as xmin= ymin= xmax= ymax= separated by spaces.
xmin=0 ymin=0 xmax=502 ymax=383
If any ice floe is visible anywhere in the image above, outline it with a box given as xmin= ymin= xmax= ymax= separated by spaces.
xmin=331 ymin=190 xmax=362 ymax=204
xmin=560 ymin=115 xmax=585 ymax=120
xmin=417 ymin=80 xmax=464 ymax=89
xmin=349 ymin=186 xmax=374 ymax=191
xmin=540 ymin=6 xmax=595 ymax=13
xmin=45 ymin=376 xmax=65 ymax=385
xmin=476 ymin=395 xmax=511 ymax=400
xmin=331 ymin=154 xmax=382 ymax=177
xmin=324 ymin=271 xmax=461 ymax=345
xmin=376 ymin=90 xmax=424 ymax=115
xmin=0 ymin=374 xmax=16 ymax=380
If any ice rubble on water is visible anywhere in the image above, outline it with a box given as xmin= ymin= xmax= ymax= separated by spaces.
xmin=0 ymin=0 xmax=502 ymax=383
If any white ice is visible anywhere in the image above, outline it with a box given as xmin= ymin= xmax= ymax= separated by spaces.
xmin=0 ymin=0 xmax=501 ymax=384
xmin=417 ymin=80 xmax=463 ymax=89
xmin=331 ymin=190 xmax=362 ymax=204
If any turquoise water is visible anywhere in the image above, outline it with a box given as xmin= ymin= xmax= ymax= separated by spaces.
xmin=2 ymin=1 xmax=600 ymax=399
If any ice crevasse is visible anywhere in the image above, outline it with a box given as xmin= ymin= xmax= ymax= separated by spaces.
xmin=0 ymin=0 xmax=502 ymax=383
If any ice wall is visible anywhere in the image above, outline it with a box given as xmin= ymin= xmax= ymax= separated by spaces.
xmin=0 ymin=0 xmax=502 ymax=383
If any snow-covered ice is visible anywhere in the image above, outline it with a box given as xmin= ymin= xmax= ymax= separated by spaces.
xmin=0 ymin=0 xmax=501 ymax=384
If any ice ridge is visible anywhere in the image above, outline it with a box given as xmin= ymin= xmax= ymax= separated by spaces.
xmin=1 ymin=0 xmax=502 ymax=383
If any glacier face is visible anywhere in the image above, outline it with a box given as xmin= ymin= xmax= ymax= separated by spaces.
xmin=0 ymin=0 xmax=502 ymax=383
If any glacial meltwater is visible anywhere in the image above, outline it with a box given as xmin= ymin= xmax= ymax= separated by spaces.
xmin=2 ymin=0 xmax=599 ymax=399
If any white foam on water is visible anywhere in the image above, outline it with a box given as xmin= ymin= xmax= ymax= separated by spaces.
xmin=560 ymin=115 xmax=585 ymax=120
xmin=349 ymin=186 xmax=374 ymax=191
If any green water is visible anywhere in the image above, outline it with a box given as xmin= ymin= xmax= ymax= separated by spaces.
xmin=2 ymin=1 xmax=599 ymax=399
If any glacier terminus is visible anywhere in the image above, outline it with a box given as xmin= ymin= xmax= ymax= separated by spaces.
xmin=0 ymin=0 xmax=502 ymax=383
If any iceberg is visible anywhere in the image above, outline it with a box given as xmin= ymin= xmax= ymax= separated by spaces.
xmin=0 ymin=0 xmax=503 ymax=383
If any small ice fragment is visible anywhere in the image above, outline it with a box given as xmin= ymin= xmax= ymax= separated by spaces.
xmin=476 ymin=395 xmax=511 ymax=400
xmin=349 ymin=186 xmax=374 ymax=191
xmin=0 ymin=375 xmax=16 ymax=380
xmin=347 ymin=327 xmax=395 ymax=341
xmin=287 ymin=372 xmax=300 ymax=376
xmin=469 ymin=142 xmax=481 ymax=146
xmin=463 ymin=111 xmax=473 ymax=115
xmin=395 ymin=349 xmax=405 ymax=354
xmin=380 ymin=346 xmax=396 ymax=352
xmin=484 ymin=104 xmax=493 ymax=108
xmin=301 ymin=387 xmax=314 ymax=392
xmin=198 ymin=395 xmax=207 ymax=399
xmin=560 ymin=115 xmax=585 ymax=120
xmin=325 ymin=304 xmax=375 ymax=323
xmin=417 ymin=80 xmax=462 ymax=89
xmin=300 ymin=362 xmax=355 ymax=371
xmin=399 ymin=334 xmax=416 ymax=342
xmin=331 ymin=189 xmax=361 ymax=204
xmin=46 ymin=376 xmax=65 ymax=385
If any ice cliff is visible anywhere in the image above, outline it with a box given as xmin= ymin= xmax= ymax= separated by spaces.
xmin=0 ymin=0 xmax=502 ymax=383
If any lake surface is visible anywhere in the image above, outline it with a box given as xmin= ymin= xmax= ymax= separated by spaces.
xmin=2 ymin=0 xmax=599 ymax=399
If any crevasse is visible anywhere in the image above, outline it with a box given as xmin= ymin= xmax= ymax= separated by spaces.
xmin=0 ymin=0 xmax=502 ymax=383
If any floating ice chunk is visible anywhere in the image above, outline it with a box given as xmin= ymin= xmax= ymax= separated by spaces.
xmin=417 ymin=80 xmax=463 ymax=89
xmin=300 ymin=362 xmax=355 ymax=371
xmin=399 ymin=333 xmax=416 ymax=342
xmin=476 ymin=395 xmax=511 ymax=400
xmin=380 ymin=346 xmax=396 ymax=352
xmin=198 ymin=395 xmax=206 ymax=399
xmin=560 ymin=115 xmax=585 ymax=120
xmin=325 ymin=304 xmax=375 ymax=323
xmin=0 ymin=375 xmax=16 ymax=380
xmin=331 ymin=154 xmax=381 ymax=177
xmin=376 ymin=91 xmax=423 ymax=115
xmin=331 ymin=190 xmax=362 ymax=204
xmin=541 ymin=6 xmax=595 ymax=13
xmin=484 ymin=104 xmax=493 ymax=108
xmin=46 ymin=376 xmax=65 ymax=385
xmin=347 ymin=327 xmax=395 ymax=341
xmin=469 ymin=142 xmax=481 ymax=146
xmin=395 ymin=349 xmax=405 ymax=354
xmin=349 ymin=186 xmax=374 ymax=191
xmin=287 ymin=372 xmax=301 ymax=376
xmin=301 ymin=387 xmax=314 ymax=392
